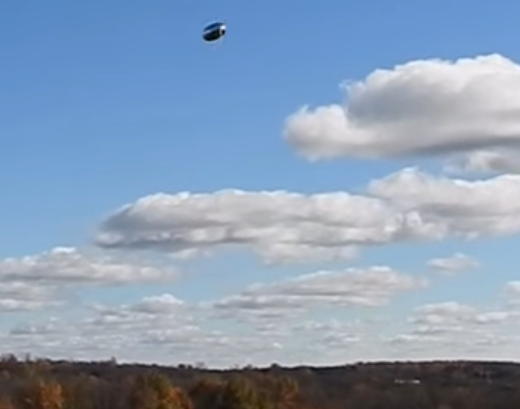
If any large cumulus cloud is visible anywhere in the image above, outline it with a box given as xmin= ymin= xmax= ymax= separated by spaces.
xmin=95 ymin=168 xmax=520 ymax=262
xmin=94 ymin=189 xmax=408 ymax=263
xmin=284 ymin=54 xmax=520 ymax=160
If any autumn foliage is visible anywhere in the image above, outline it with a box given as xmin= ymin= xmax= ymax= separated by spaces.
xmin=2 ymin=354 xmax=520 ymax=409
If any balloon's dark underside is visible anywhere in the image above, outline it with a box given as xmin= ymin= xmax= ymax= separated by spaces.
xmin=203 ymin=30 xmax=223 ymax=41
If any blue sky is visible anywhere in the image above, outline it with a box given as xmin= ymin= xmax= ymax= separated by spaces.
xmin=2 ymin=0 xmax=520 ymax=366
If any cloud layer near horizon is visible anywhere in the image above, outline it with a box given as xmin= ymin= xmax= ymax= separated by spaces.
xmin=284 ymin=54 xmax=520 ymax=162
xmin=0 ymin=247 xmax=179 ymax=312
xmin=3 ymin=277 xmax=520 ymax=367
xmin=211 ymin=266 xmax=427 ymax=322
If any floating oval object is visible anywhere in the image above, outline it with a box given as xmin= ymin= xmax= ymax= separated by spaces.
xmin=203 ymin=22 xmax=226 ymax=42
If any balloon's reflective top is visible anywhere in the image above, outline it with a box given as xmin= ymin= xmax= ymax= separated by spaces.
xmin=203 ymin=22 xmax=226 ymax=42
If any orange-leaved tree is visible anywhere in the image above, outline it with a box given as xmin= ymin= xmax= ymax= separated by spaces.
xmin=17 ymin=379 xmax=64 ymax=409
xmin=129 ymin=372 xmax=193 ymax=409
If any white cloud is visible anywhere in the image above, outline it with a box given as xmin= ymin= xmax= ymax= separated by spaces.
xmin=291 ymin=319 xmax=362 ymax=347
xmin=10 ymin=321 xmax=59 ymax=336
xmin=212 ymin=266 xmax=427 ymax=322
xmin=505 ymin=281 xmax=520 ymax=305
xmin=474 ymin=311 xmax=519 ymax=324
xmin=427 ymin=253 xmax=479 ymax=275
xmin=506 ymin=281 xmax=520 ymax=294
xmin=130 ymin=294 xmax=185 ymax=314
xmin=0 ymin=282 xmax=59 ymax=312
xmin=413 ymin=301 xmax=476 ymax=325
xmin=388 ymin=298 xmax=520 ymax=358
xmin=284 ymin=54 xmax=520 ymax=160
xmin=408 ymin=301 xmax=520 ymax=334
xmin=368 ymin=167 xmax=520 ymax=239
xmin=0 ymin=282 xmax=51 ymax=301
xmin=0 ymin=299 xmax=52 ymax=312
xmin=94 ymin=190 xmax=407 ymax=263
xmin=3 ymin=287 xmax=520 ymax=367
xmin=0 ymin=247 xmax=177 ymax=285
xmin=0 ymin=247 xmax=180 ymax=312
xmin=210 ymin=294 xmax=305 ymax=324
xmin=388 ymin=333 xmax=445 ymax=344
xmin=94 ymin=167 xmax=520 ymax=263
xmin=445 ymin=149 xmax=520 ymax=175
xmin=85 ymin=296 xmax=194 ymax=331
xmin=256 ymin=242 xmax=359 ymax=265
xmin=254 ymin=266 xmax=427 ymax=305
xmin=0 ymin=293 xmax=290 ymax=367
xmin=412 ymin=324 xmax=465 ymax=335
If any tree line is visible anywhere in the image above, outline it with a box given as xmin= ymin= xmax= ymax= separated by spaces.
xmin=2 ymin=354 xmax=520 ymax=409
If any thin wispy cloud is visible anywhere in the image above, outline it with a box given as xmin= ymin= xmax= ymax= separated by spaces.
xmin=427 ymin=253 xmax=480 ymax=275
xmin=210 ymin=266 xmax=427 ymax=325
